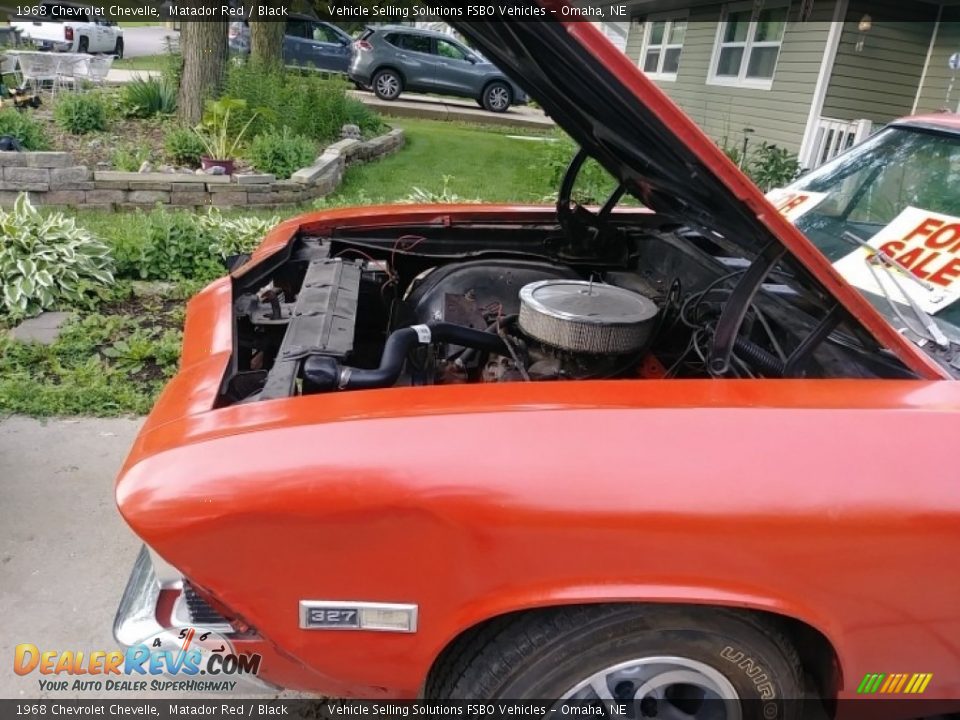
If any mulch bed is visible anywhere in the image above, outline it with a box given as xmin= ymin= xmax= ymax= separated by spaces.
xmin=30 ymin=106 xmax=173 ymax=169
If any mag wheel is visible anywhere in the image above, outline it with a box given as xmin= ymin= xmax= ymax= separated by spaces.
xmin=482 ymin=81 xmax=511 ymax=113
xmin=373 ymin=69 xmax=402 ymax=101
xmin=429 ymin=606 xmax=805 ymax=720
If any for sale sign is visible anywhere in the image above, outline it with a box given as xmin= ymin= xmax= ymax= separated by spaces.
xmin=832 ymin=207 xmax=960 ymax=314
xmin=765 ymin=188 xmax=828 ymax=222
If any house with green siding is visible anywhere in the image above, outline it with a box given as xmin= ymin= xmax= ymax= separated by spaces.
xmin=615 ymin=1 xmax=960 ymax=168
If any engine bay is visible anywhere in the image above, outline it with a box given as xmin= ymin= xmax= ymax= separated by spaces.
xmin=219 ymin=216 xmax=914 ymax=406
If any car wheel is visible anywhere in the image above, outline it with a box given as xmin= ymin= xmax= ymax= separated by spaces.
xmin=114 ymin=38 xmax=123 ymax=59
xmin=428 ymin=606 xmax=806 ymax=719
xmin=373 ymin=69 xmax=402 ymax=101
xmin=482 ymin=81 xmax=511 ymax=113
xmin=78 ymin=37 xmax=89 ymax=53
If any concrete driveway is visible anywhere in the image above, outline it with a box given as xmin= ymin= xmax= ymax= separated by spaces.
xmin=121 ymin=25 xmax=179 ymax=58
xmin=0 ymin=416 xmax=144 ymax=698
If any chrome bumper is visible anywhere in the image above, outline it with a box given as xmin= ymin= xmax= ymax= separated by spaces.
xmin=113 ymin=546 xmax=277 ymax=693
xmin=113 ymin=546 xmax=167 ymax=647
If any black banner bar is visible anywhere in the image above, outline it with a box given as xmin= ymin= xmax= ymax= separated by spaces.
xmin=2 ymin=699 xmax=960 ymax=720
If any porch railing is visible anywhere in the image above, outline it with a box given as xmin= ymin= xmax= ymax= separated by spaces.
xmin=808 ymin=117 xmax=873 ymax=169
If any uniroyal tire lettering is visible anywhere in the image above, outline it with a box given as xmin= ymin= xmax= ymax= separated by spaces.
xmin=720 ymin=646 xmax=778 ymax=700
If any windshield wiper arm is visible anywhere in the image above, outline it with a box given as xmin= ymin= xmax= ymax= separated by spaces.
xmin=841 ymin=231 xmax=951 ymax=349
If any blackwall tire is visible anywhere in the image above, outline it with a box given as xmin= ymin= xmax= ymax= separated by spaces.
xmin=428 ymin=606 xmax=805 ymax=720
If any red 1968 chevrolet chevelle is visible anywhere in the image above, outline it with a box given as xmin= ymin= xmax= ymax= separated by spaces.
xmin=114 ymin=14 xmax=960 ymax=720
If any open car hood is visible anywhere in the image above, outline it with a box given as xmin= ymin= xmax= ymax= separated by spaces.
xmin=451 ymin=15 xmax=946 ymax=379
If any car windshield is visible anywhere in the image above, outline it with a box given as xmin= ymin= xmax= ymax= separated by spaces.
xmin=785 ymin=125 xmax=960 ymax=350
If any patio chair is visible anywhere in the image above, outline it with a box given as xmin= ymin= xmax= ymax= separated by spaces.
xmin=17 ymin=53 xmax=64 ymax=96
xmin=59 ymin=54 xmax=92 ymax=91
xmin=86 ymin=55 xmax=114 ymax=86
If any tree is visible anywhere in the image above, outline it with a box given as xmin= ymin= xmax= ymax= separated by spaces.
xmin=250 ymin=22 xmax=284 ymax=65
xmin=177 ymin=21 xmax=229 ymax=126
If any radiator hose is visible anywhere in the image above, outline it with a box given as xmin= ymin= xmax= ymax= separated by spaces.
xmin=302 ymin=322 xmax=508 ymax=392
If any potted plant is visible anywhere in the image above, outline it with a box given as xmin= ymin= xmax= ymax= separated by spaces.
xmin=193 ymin=97 xmax=262 ymax=174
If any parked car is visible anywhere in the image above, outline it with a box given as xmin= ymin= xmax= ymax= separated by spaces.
xmin=10 ymin=2 xmax=122 ymax=56
xmin=349 ymin=25 xmax=527 ymax=112
xmin=114 ymin=17 xmax=960 ymax=717
xmin=228 ymin=17 xmax=353 ymax=74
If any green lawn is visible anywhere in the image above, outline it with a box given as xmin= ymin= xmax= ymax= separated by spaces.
xmin=112 ymin=54 xmax=167 ymax=72
xmin=328 ymin=117 xmax=562 ymax=205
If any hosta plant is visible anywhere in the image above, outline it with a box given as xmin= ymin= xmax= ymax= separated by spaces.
xmin=198 ymin=208 xmax=278 ymax=259
xmin=0 ymin=194 xmax=114 ymax=318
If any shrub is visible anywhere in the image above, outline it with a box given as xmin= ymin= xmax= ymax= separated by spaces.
xmin=164 ymin=126 xmax=205 ymax=166
xmin=224 ymin=61 xmax=387 ymax=143
xmin=533 ymin=131 xmax=618 ymax=204
xmin=134 ymin=210 xmax=223 ymax=282
xmin=248 ymin=128 xmax=315 ymax=179
xmin=747 ymin=142 xmax=801 ymax=191
xmin=120 ymin=76 xmax=177 ymax=118
xmin=0 ymin=194 xmax=114 ymax=318
xmin=0 ymin=109 xmax=49 ymax=150
xmin=112 ymin=142 xmax=154 ymax=171
xmin=198 ymin=208 xmax=278 ymax=259
xmin=53 ymin=93 xmax=107 ymax=134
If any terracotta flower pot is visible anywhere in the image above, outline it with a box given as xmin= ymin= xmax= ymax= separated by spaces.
xmin=200 ymin=157 xmax=235 ymax=174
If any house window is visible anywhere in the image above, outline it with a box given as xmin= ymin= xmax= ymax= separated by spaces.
xmin=640 ymin=15 xmax=687 ymax=80
xmin=709 ymin=2 xmax=789 ymax=89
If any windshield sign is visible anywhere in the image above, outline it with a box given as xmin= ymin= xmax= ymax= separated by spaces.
xmin=832 ymin=207 xmax=960 ymax=315
xmin=781 ymin=125 xmax=960 ymax=349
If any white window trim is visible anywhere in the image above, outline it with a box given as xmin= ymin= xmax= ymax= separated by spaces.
xmin=707 ymin=1 xmax=789 ymax=91
xmin=639 ymin=11 xmax=688 ymax=82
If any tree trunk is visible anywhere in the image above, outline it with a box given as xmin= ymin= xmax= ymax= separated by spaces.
xmin=177 ymin=21 xmax=229 ymax=126
xmin=250 ymin=21 xmax=284 ymax=66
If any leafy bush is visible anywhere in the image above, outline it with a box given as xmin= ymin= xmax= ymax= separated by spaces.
xmin=112 ymin=142 xmax=154 ymax=171
xmin=193 ymin=97 xmax=265 ymax=161
xmin=198 ymin=208 xmax=278 ymax=259
xmin=133 ymin=210 xmax=224 ymax=282
xmin=120 ymin=76 xmax=177 ymax=118
xmin=103 ymin=207 xmax=277 ymax=282
xmin=0 ymin=194 xmax=114 ymax=318
xmin=164 ymin=126 xmax=205 ymax=166
xmin=747 ymin=142 xmax=801 ymax=191
xmin=225 ymin=61 xmax=386 ymax=143
xmin=533 ymin=131 xmax=618 ymax=204
xmin=0 ymin=109 xmax=49 ymax=150
xmin=248 ymin=128 xmax=315 ymax=179
xmin=53 ymin=93 xmax=108 ymax=134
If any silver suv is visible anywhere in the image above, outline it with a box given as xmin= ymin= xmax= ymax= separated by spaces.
xmin=349 ymin=26 xmax=526 ymax=113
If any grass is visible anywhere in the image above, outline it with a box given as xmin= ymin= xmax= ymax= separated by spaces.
xmin=0 ymin=291 xmax=185 ymax=417
xmin=326 ymin=117 xmax=561 ymax=205
xmin=112 ymin=54 xmax=167 ymax=72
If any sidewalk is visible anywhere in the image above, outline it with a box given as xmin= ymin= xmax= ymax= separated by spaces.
xmin=105 ymin=68 xmax=159 ymax=83
xmin=349 ymin=90 xmax=554 ymax=130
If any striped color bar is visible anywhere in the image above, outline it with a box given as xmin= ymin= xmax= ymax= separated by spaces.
xmin=857 ymin=673 xmax=933 ymax=694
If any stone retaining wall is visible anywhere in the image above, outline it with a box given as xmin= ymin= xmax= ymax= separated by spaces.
xmin=0 ymin=128 xmax=405 ymax=211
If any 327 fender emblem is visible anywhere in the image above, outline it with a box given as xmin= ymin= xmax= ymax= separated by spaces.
xmin=304 ymin=607 xmax=358 ymax=628
xmin=298 ymin=601 xmax=418 ymax=632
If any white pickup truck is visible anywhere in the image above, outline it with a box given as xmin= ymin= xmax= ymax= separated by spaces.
xmin=10 ymin=2 xmax=123 ymax=56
